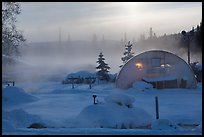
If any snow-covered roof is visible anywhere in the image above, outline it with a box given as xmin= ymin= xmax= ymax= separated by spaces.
xmin=66 ymin=71 xmax=96 ymax=79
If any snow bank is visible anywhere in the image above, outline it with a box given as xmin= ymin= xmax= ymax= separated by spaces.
xmin=70 ymin=93 xmax=152 ymax=129
xmin=2 ymin=108 xmax=43 ymax=129
xmin=132 ymin=81 xmax=153 ymax=91
xmin=2 ymin=86 xmax=38 ymax=106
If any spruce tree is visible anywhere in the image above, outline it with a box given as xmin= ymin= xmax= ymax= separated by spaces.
xmin=96 ymin=52 xmax=110 ymax=81
xmin=120 ymin=41 xmax=134 ymax=67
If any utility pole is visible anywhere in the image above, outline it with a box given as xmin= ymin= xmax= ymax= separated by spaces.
xmin=181 ymin=29 xmax=194 ymax=65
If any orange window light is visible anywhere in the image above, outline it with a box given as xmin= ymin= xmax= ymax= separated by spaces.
xmin=135 ymin=62 xmax=143 ymax=69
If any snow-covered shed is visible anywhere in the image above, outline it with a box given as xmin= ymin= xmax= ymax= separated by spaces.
xmin=116 ymin=50 xmax=197 ymax=89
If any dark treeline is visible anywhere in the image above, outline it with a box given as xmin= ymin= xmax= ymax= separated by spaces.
xmin=135 ymin=21 xmax=202 ymax=63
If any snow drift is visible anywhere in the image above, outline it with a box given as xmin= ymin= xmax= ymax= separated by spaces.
xmin=2 ymin=86 xmax=38 ymax=106
xmin=132 ymin=81 xmax=153 ymax=91
xmin=2 ymin=108 xmax=43 ymax=129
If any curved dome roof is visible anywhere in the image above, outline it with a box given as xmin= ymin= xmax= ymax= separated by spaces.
xmin=116 ymin=50 xmax=197 ymax=89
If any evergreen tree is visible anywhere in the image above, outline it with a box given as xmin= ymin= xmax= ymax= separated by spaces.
xmin=2 ymin=2 xmax=25 ymax=64
xmin=96 ymin=52 xmax=110 ymax=81
xmin=120 ymin=41 xmax=134 ymax=67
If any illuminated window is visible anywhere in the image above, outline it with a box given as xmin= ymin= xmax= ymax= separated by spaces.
xmin=151 ymin=58 xmax=161 ymax=67
xmin=135 ymin=62 xmax=143 ymax=69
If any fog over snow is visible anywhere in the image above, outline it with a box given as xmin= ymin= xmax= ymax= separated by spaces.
xmin=3 ymin=2 xmax=198 ymax=82
xmin=2 ymin=2 xmax=202 ymax=135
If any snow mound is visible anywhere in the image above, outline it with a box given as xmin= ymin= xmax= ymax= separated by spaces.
xmin=71 ymin=93 xmax=152 ymax=129
xmin=74 ymin=103 xmax=152 ymax=129
xmin=104 ymin=93 xmax=135 ymax=107
xmin=132 ymin=81 xmax=153 ymax=91
xmin=65 ymin=71 xmax=96 ymax=79
xmin=2 ymin=86 xmax=38 ymax=106
xmin=151 ymin=119 xmax=180 ymax=130
xmin=2 ymin=108 xmax=43 ymax=129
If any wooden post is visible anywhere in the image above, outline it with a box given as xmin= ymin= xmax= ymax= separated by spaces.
xmin=89 ymin=83 xmax=92 ymax=89
xmin=13 ymin=81 xmax=15 ymax=86
xmin=71 ymin=77 xmax=74 ymax=89
xmin=155 ymin=96 xmax=159 ymax=119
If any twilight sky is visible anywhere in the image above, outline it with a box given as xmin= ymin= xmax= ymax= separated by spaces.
xmin=17 ymin=2 xmax=202 ymax=43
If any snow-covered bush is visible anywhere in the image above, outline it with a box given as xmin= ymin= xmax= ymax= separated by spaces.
xmin=71 ymin=93 xmax=152 ymax=129
xmin=190 ymin=62 xmax=202 ymax=82
xmin=74 ymin=103 xmax=152 ymax=129
xmin=104 ymin=93 xmax=135 ymax=108
xmin=132 ymin=81 xmax=153 ymax=91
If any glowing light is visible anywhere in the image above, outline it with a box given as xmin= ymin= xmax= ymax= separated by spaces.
xmin=161 ymin=64 xmax=172 ymax=67
xmin=135 ymin=63 xmax=143 ymax=69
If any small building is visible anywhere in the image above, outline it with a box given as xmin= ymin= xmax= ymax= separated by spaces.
xmin=62 ymin=71 xmax=96 ymax=84
xmin=116 ymin=50 xmax=197 ymax=89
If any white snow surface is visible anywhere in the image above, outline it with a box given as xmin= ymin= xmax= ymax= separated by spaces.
xmin=132 ymin=81 xmax=153 ymax=91
xmin=2 ymin=108 xmax=43 ymax=129
xmin=2 ymin=78 xmax=202 ymax=135
xmin=151 ymin=119 xmax=180 ymax=130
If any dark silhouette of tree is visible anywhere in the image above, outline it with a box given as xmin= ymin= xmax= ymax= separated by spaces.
xmin=149 ymin=27 xmax=153 ymax=38
xmin=190 ymin=62 xmax=202 ymax=82
xmin=120 ymin=41 xmax=134 ymax=68
xmin=2 ymin=2 xmax=25 ymax=63
xmin=96 ymin=52 xmax=110 ymax=81
xmin=92 ymin=33 xmax=98 ymax=46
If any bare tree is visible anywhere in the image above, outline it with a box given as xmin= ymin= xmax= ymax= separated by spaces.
xmin=2 ymin=2 xmax=25 ymax=64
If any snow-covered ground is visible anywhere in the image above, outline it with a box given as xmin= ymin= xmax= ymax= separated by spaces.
xmin=2 ymin=78 xmax=202 ymax=135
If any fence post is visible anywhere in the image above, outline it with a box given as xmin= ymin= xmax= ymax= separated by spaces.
xmin=155 ymin=96 xmax=159 ymax=119
xmin=89 ymin=77 xmax=92 ymax=89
